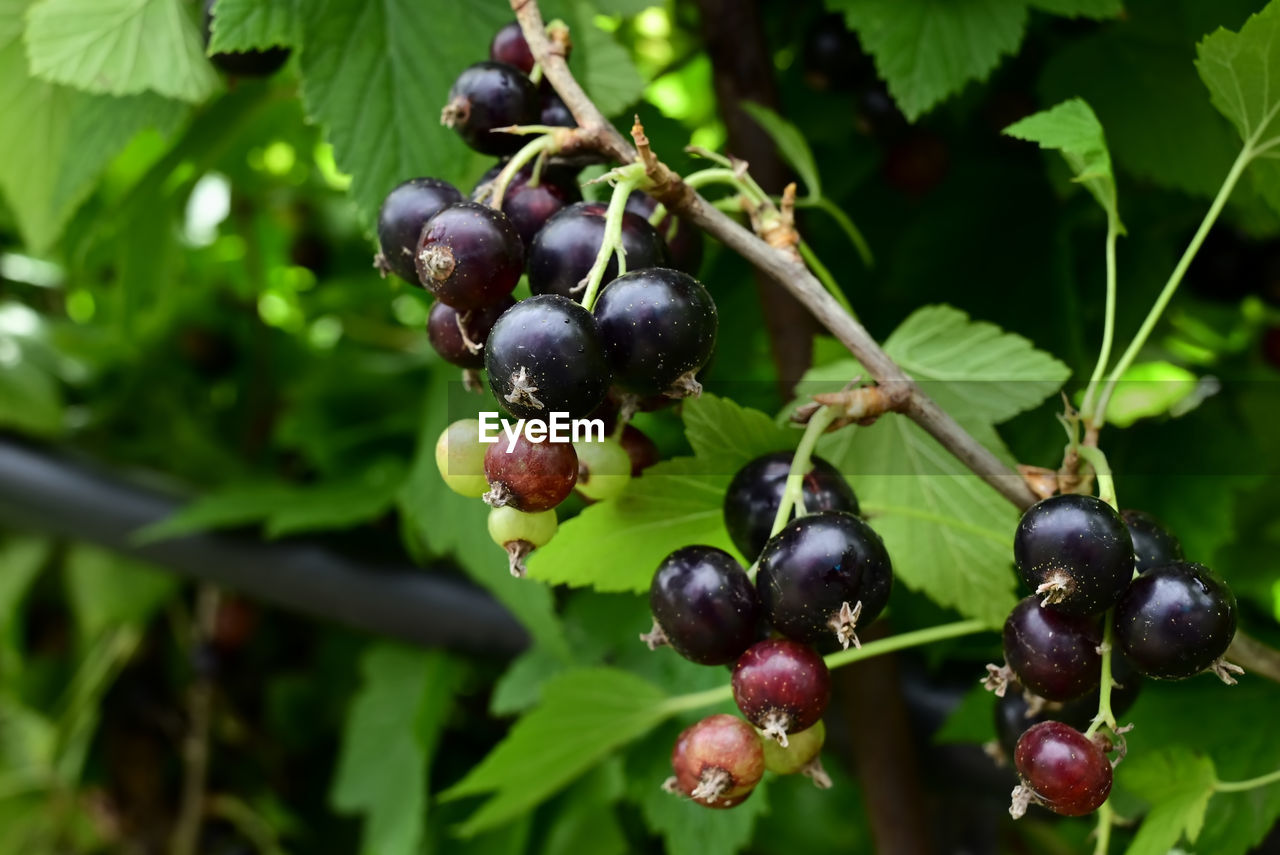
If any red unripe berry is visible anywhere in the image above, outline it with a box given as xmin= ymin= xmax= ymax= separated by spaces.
xmin=1013 ymin=721 xmax=1112 ymax=818
xmin=483 ymin=435 xmax=578 ymax=512
xmin=731 ymin=638 xmax=830 ymax=745
xmin=669 ymin=714 xmax=764 ymax=809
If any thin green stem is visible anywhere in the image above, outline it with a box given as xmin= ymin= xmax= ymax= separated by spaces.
xmin=760 ymin=406 xmax=837 ymax=552
xmin=1080 ymin=220 xmax=1120 ymax=418
xmin=1091 ymin=143 xmax=1255 ymax=429
xmin=1214 ymin=768 xmax=1280 ymax=793
xmin=580 ymin=167 xmax=644 ymax=311
xmin=800 ymin=196 xmax=874 ymax=268
xmin=798 ymin=239 xmax=857 ymax=318
xmin=683 ymin=167 xmax=769 ymax=206
xmin=1092 ymin=800 xmax=1114 ymax=855
xmin=1086 ymin=612 xmax=1118 ymax=738
xmin=1075 ymin=445 xmax=1117 ymax=509
xmin=490 ymin=134 xmax=556 ymax=210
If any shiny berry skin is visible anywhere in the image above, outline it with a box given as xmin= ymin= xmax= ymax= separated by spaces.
xmin=619 ymin=425 xmax=660 ymax=476
xmin=1121 ymin=509 xmax=1184 ymax=574
xmin=573 ymin=437 xmax=631 ymax=501
xmin=435 ymin=419 xmax=489 ymax=497
xmin=755 ymin=511 xmax=892 ymax=650
xmin=473 ymin=164 xmax=581 ymax=248
xmin=723 ymin=452 xmax=859 ymax=562
xmin=441 ymin=62 xmax=539 ymax=156
xmin=761 ymin=720 xmax=826 ymax=776
xmin=649 ymin=546 xmax=761 ymax=666
xmin=489 ymin=22 xmax=535 ymax=74
xmin=1014 ymin=721 xmax=1112 ymax=817
xmin=1014 ymin=495 xmax=1134 ymax=616
xmin=483 ymin=435 xmax=577 ymax=512
xmin=487 ymin=505 xmax=558 ymax=577
xmin=593 ymin=268 xmax=718 ymax=397
xmin=540 ymin=92 xmax=576 ymax=128
xmin=527 ymin=202 xmax=668 ymax=298
xmin=415 ymin=203 xmax=524 ymax=310
xmin=732 ymin=638 xmax=830 ymax=744
xmin=375 ymin=178 xmax=464 ymax=284
xmin=625 ymin=192 xmax=704 ymax=275
xmin=426 ymin=297 xmax=514 ymax=369
xmin=202 ymin=0 xmax=290 ymax=77
xmin=484 ymin=295 xmax=611 ymax=420
xmin=1113 ymin=562 xmax=1237 ymax=680
xmin=670 ymin=714 xmax=764 ymax=808
xmin=1003 ymin=597 xmax=1101 ymax=702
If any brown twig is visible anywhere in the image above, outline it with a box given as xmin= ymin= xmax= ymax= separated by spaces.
xmin=511 ymin=0 xmax=1038 ymax=511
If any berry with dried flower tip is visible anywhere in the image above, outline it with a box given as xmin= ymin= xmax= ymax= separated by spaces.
xmin=1002 ymin=596 xmax=1102 ymax=702
xmin=761 ymin=720 xmax=831 ymax=787
xmin=724 ymin=451 xmax=859 ymax=562
xmin=668 ymin=714 xmax=764 ymax=808
xmin=416 ymin=203 xmax=524 ymax=310
xmin=434 ymin=419 xmax=488 ymax=498
xmin=993 ymin=667 xmax=1142 ymax=760
xmin=527 ymin=202 xmax=668 ymax=298
xmin=483 ymin=435 xmax=577 ymax=512
xmin=427 ymin=297 xmax=515 ymax=369
xmin=487 ymin=506 xmax=558 ymax=577
xmin=441 ymin=62 xmax=539 ymax=156
xmin=648 ymin=546 xmax=760 ymax=666
xmin=732 ymin=638 xmax=830 ymax=746
xmin=1113 ymin=561 xmax=1239 ymax=681
xmin=1011 ymin=721 xmax=1112 ymax=818
xmin=1014 ymin=494 xmax=1134 ymax=616
xmin=573 ymin=436 xmax=631 ymax=501
xmin=1121 ymin=509 xmax=1184 ymax=574
xmin=376 ymin=178 xmax=464 ymax=283
xmin=755 ymin=511 xmax=892 ymax=651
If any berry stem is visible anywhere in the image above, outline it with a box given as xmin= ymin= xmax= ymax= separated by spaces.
xmin=1092 ymin=800 xmax=1114 ymax=855
xmin=1214 ymin=767 xmax=1280 ymax=792
xmin=489 ymin=133 xmax=558 ymax=210
xmin=1079 ymin=219 xmax=1120 ymax=419
xmin=579 ymin=165 xmax=646 ymax=311
xmin=1085 ymin=612 xmax=1119 ymax=738
xmin=1074 ymin=445 xmax=1117 ymax=510
xmin=797 ymin=238 xmax=857 ymax=318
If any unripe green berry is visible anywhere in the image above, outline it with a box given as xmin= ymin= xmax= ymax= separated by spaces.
xmin=435 ymin=419 xmax=488 ymax=497
xmin=574 ymin=436 xmax=631 ymax=501
xmin=761 ymin=720 xmax=825 ymax=775
xmin=487 ymin=506 xmax=558 ymax=577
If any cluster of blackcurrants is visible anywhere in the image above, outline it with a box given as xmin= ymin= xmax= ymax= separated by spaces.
xmin=408 ymin=23 xmax=713 ymax=573
xmin=990 ymin=494 xmax=1239 ymax=818
xmin=647 ymin=451 xmax=893 ymax=808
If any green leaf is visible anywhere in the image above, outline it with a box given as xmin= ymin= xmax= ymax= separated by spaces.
xmin=207 ymin=0 xmax=298 ymax=52
xmin=570 ymin=2 xmax=646 ymax=118
xmin=298 ymin=0 xmax=507 ymax=223
xmin=490 ymin=646 xmax=566 ymax=716
xmin=332 ymin=645 xmax=464 ymax=855
xmin=540 ymin=764 xmax=628 ymax=855
xmin=1027 ymin=0 xmax=1122 ymax=17
xmin=1004 ymin=98 xmax=1123 ymax=229
xmin=740 ymin=102 xmax=822 ymax=197
xmin=1099 ymin=360 xmax=1198 ymax=427
xmin=1196 ymin=2 xmax=1280 ymax=148
xmin=933 ymin=683 xmax=997 ymax=744
xmin=834 ymin=0 xmax=1028 ymax=121
xmin=25 ymin=0 xmax=220 ymax=102
xmin=681 ymin=393 xmax=797 ymax=472
xmin=0 ymin=537 xmax=49 ymax=631
xmin=0 ymin=359 xmax=62 ymax=436
xmin=1120 ymin=748 xmax=1216 ymax=855
xmin=62 ymin=546 xmax=177 ymax=640
xmin=441 ymin=668 xmax=670 ymax=836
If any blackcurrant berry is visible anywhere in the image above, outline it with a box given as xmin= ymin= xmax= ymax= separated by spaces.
xmin=540 ymin=92 xmax=576 ymax=128
xmin=435 ymin=419 xmax=489 ymax=498
xmin=473 ymin=164 xmax=581 ymax=248
xmin=1112 ymin=562 xmax=1237 ymax=680
xmin=624 ymin=192 xmax=704 ymax=275
xmin=416 ymin=202 xmax=524 ymax=310
xmin=484 ymin=435 xmax=577 ymax=512
xmin=441 ymin=62 xmax=539 ymax=157
xmin=761 ymin=720 xmax=830 ymax=787
xmin=485 ymin=295 xmax=611 ymax=420
xmin=527 ymin=202 xmax=668 ymax=298
xmin=427 ymin=296 xmax=515 ymax=369
xmin=1012 ymin=721 xmax=1112 ymax=817
xmin=202 ymin=0 xmax=290 ymax=77
xmin=573 ymin=436 xmax=631 ymax=501
xmin=755 ymin=511 xmax=892 ymax=651
xmin=731 ymin=638 xmax=830 ymax=745
xmin=375 ymin=179 xmax=465 ymax=284
xmin=593 ymin=268 xmax=717 ymax=398
xmin=647 ymin=546 xmax=761 ymax=666
xmin=619 ymin=425 xmax=660 ymax=476
xmin=489 ymin=22 xmax=535 ymax=75
xmin=1120 ymin=509 xmax=1184 ymax=574
xmin=723 ymin=452 xmax=859 ymax=562
xmin=487 ymin=505 xmax=558 ymax=577
xmin=1002 ymin=597 xmax=1101 ymax=702
xmin=668 ymin=714 xmax=764 ymax=808
xmin=1014 ymin=494 xmax=1134 ymax=616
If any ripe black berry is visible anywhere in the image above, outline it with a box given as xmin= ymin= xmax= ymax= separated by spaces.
xmin=723 ymin=452 xmax=859 ymax=562
xmin=527 ymin=202 xmax=668 ymax=298
xmin=376 ymin=179 xmax=465 ymax=283
xmin=732 ymin=638 xmax=830 ymax=745
xmin=1120 ymin=509 xmax=1183 ymax=574
xmin=473 ymin=164 xmax=581 ymax=248
xmin=1012 ymin=721 xmax=1112 ymax=817
xmin=755 ymin=511 xmax=892 ymax=650
xmin=415 ymin=202 xmax=524 ymax=310
xmin=483 ymin=435 xmax=577 ymax=512
xmin=1113 ymin=562 xmax=1238 ymax=680
xmin=593 ymin=268 xmax=717 ymax=397
xmin=441 ymin=62 xmax=539 ymax=156
xmin=1002 ymin=597 xmax=1101 ymax=702
xmin=625 ymin=192 xmax=704 ymax=275
xmin=427 ymin=297 xmax=514 ymax=369
xmin=202 ymin=0 xmax=290 ymax=77
xmin=485 ymin=295 xmax=611 ymax=419
xmin=540 ymin=92 xmax=576 ymax=128
xmin=1014 ymin=495 xmax=1134 ymax=616
xmin=648 ymin=546 xmax=761 ymax=666
xmin=669 ymin=714 xmax=764 ymax=808
xmin=489 ymin=22 xmax=535 ymax=74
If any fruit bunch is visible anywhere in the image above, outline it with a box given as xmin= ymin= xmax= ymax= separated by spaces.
xmin=381 ymin=22 xmax=713 ymax=575
xmin=646 ymin=450 xmax=893 ymax=808
xmin=985 ymin=495 xmax=1239 ymax=819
